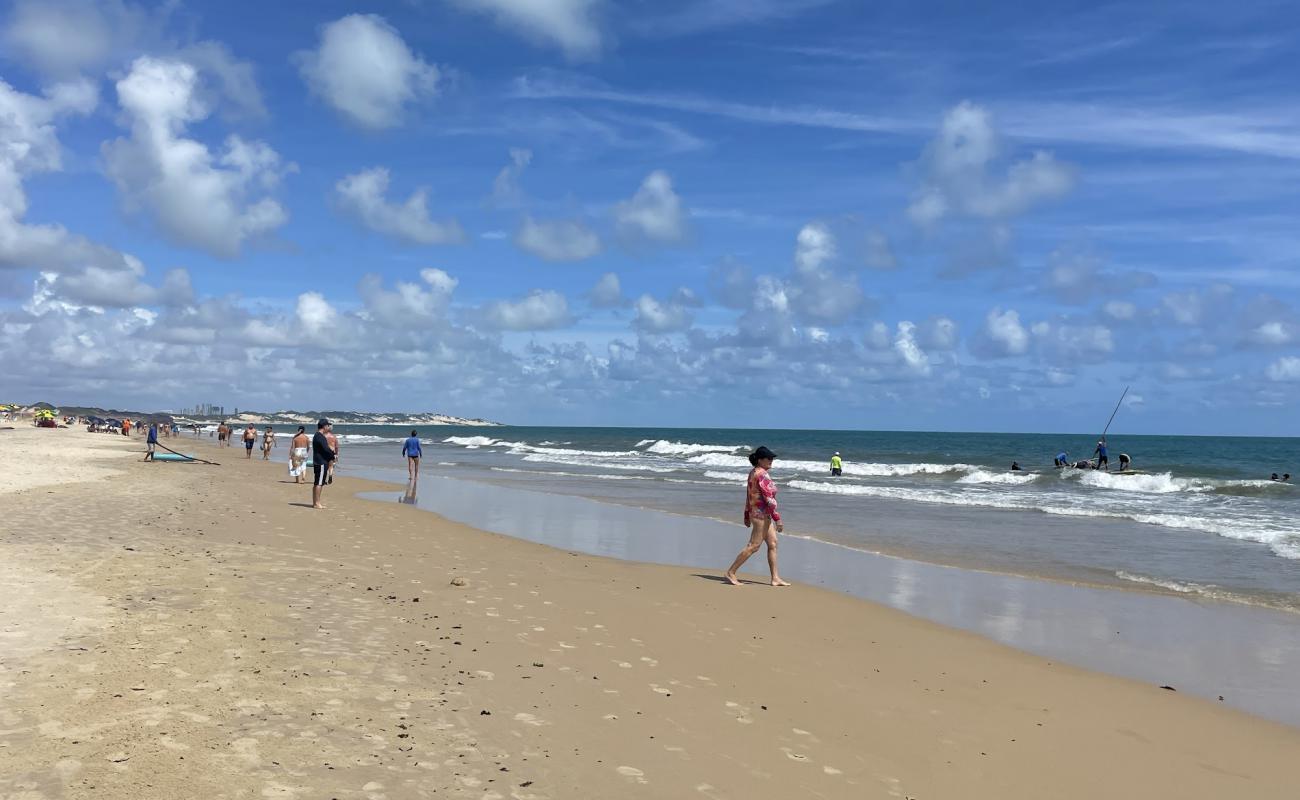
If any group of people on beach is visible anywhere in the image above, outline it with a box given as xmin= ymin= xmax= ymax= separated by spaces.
xmin=1051 ymin=438 xmax=1131 ymax=472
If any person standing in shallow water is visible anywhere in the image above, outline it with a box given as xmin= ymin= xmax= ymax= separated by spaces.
xmin=725 ymin=446 xmax=791 ymax=587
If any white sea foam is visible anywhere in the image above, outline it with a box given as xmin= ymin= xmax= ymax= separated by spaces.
xmin=1114 ymin=571 xmax=1200 ymax=593
xmin=635 ymin=439 xmax=655 ymax=448
xmin=957 ymin=470 xmax=1038 ymax=485
xmin=703 ymin=470 xmax=747 ymax=482
xmin=519 ymin=453 xmax=678 ymax=472
xmin=788 ymin=479 xmax=1300 ymax=560
xmin=642 ymin=439 xmax=748 ymax=456
xmin=335 ymin=433 xmax=405 ymax=444
xmin=444 ymin=435 xmax=500 ymax=448
xmin=1074 ymin=470 xmax=1213 ymax=494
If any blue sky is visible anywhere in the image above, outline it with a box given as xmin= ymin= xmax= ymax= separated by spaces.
xmin=2 ymin=0 xmax=1299 ymax=434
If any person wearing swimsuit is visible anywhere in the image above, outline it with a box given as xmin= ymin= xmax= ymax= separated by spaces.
xmin=261 ymin=426 xmax=275 ymax=460
xmin=725 ymin=446 xmax=791 ymax=587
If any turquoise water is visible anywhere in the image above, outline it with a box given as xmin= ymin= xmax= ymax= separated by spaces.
xmin=329 ymin=425 xmax=1300 ymax=610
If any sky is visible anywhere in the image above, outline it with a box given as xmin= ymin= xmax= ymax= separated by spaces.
xmin=1 ymin=0 xmax=1299 ymax=435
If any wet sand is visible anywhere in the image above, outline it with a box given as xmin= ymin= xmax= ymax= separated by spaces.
xmin=2 ymin=427 xmax=1298 ymax=799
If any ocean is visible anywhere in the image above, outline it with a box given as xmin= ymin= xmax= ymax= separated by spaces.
xmin=324 ymin=425 xmax=1300 ymax=612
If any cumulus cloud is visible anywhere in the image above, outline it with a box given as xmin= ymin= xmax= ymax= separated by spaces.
xmin=448 ymin=0 xmax=605 ymax=60
xmin=483 ymin=289 xmax=573 ymax=331
xmin=893 ymin=321 xmax=930 ymax=375
xmin=1161 ymin=285 xmax=1232 ymax=326
xmin=1247 ymin=321 xmax=1296 ymax=347
xmin=296 ymin=14 xmax=440 ymax=130
xmin=588 ymin=272 xmax=626 ymax=309
xmin=919 ymin=316 xmax=958 ymax=350
xmin=908 ymin=101 xmax=1075 ymax=228
xmin=102 ymin=57 xmax=291 ymax=258
xmin=491 ymin=148 xmax=532 ymax=206
xmin=613 ymin=170 xmax=687 ymax=244
xmin=357 ymin=269 xmax=458 ymax=327
xmin=1041 ymin=247 xmax=1155 ymax=304
xmin=795 ymin=222 xmax=836 ymax=271
xmin=1102 ymin=300 xmax=1137 ymax=321
xmin=1 ymin=0 xmax=154 ymax=79
xmin=788 ymin=222 xmax=864 ymax=324
xmin=43 ymin=264 xmax=193 ymax=309
xmin=0 ymin=77 xmax=119 ymax=273
xmin=514 ymin=216 xmax=601 ymax=262
xmin=632 ymin=293 xmax=693 ymax=333
xmin=335 ymin=167 xmax=466 ymax=245
xmin=1266 ymin=356 xmax=1300 ymax=382
xmin=978 ymin=308 xmax=1029 ymax=357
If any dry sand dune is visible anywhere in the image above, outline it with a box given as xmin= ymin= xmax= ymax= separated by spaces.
xmin=1 ymin=427 xmax=1297 ymax=798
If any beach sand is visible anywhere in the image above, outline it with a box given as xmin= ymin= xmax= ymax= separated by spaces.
xmin=1 ymin=426 xmax=1297 ymax=799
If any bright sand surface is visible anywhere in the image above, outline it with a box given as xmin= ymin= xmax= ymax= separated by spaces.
xmin=1 ymin=426 xmax=1298 ymax=799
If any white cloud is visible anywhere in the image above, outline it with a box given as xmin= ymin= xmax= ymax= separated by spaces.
xmin=103 ymin=57 xmax=291 ymax=258
xmin=449 ymin=0 xmax=605 ymax=60
xmin=43 ymin=263 xmax=193 ymax=309
xmin=0 ymin=77 xmax=117 ymax=273
xmin=908 ymin=101 xmax=1075 ymax=228
xmin=1161 ymin=286 xmax=1233 ymax=326
xmin=632 ymin=293 xmax=693 ymax=333
xmin=794 ymin=222 xmax=836 ymax=272
xmin=588 ymin=272 xmax=626 ymax=308
xmin=981 ymin=308 xmax=1029 ymax=356
xmin=893 ymin=321 xmax=930 ymax=375
xmin=491 ymin=148 xmax=532 ymax=206
xmin=1103 ymin=300 xmax=1137 ymax=321
xmin=335 ymin=167 xmax=466 ymax=245
xmin=296 ymin=292 xmax=339 ymax=339
xmin=633 ymin=0 xmax=836 ymax=36
xmin=1266 ymin=356 xmax=1300 ymax=382
xmin=1249 ymin=321 xmax=1296 ymax=347
xmin=296 ymin=14 xmax=440 ymax=130
xmin=1 ymin=0 xmax=153 ymax=79
xmin=483 ymin=289 xmax=573 ymax=330
xmin=920 ymin=316 xmax=958 ymax=350
xmin=613 ymin=170 xmax=687 ymax=244
xmin=514 ymin=216 xmax=601 ymax=262
xmin=358 ymin=269 xmax=458 ymax=327
xmin=788 ymin=223 xmax=863 ymax=324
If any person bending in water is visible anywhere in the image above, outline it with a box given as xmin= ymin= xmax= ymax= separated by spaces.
xmin=725 ymin=446 xmax=790 ymax=587
xmin=1118 ymin=453 xmax=1131 ymax=471
xmin=1054 ymin=451 xmax=1069 ymax=468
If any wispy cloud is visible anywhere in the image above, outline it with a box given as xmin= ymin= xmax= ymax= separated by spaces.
xmin=630 ymin=0 xmax=840 ymax=37
xmin=513 ymin=71 xmax=1300 ymax=160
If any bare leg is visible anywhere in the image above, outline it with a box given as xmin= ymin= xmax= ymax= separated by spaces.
xmin=312 ymin=483 xmax=325 ymax=509
xmin=766 ymin=526 xmax=790 ymax=586
xmin=725 ymin=519 xmax=768 ymax=585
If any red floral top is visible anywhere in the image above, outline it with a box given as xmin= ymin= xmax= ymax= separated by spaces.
xmin=744 ymin=467 xmax=781 ymax=525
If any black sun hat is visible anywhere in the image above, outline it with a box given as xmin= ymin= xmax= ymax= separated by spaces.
xmin=751 ymin=445 xmax=778 ymax=461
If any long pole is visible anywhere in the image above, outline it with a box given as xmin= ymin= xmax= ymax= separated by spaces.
xmin=1100 ymin=385 xmax=1129 ymax=440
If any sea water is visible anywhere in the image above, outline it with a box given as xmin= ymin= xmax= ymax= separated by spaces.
xmin=328 ymin=426 xmax=1300 ymax=612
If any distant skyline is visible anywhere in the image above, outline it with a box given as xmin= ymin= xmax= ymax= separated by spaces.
xmin=2 ymin=1 xmax=1298 ymax=436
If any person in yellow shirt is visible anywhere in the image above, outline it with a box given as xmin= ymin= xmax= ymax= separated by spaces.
xmin=830 ymin=452 xmax=843 ymax=477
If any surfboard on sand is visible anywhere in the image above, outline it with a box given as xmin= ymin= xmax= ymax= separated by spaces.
xmin=152 ymin=452 xmax=197 ymax=462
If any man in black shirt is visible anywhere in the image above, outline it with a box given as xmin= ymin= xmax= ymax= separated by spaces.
xmin=312 ymin=419 xmax=336 ymax=509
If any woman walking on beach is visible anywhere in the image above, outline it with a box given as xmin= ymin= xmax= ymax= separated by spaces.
xmin=289 ymin=426 xmax=310 ymax=484
xmin=261 ymin=426 xmax=275 ymax=460
xmin=725 ymin=446 xmax=791 ymax=587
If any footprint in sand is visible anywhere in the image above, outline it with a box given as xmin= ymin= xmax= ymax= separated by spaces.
xmin=780 ymin=747 xmax=810 ymax=763
xmin=616 ymin=766 xmax=648 ymax=784
xmin=724 ymin=701 xmax=754 ymax=724
xmin=514 ymin=712 xmax=549 ymax=727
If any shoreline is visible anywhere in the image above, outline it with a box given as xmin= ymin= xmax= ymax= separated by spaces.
xmin=4 ymin=427 xmax=1299 ymax=798
xmin=355 ymin=469 xmax=1300 ymax=727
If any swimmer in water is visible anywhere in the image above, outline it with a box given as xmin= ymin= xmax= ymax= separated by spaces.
xmin=1010 ymin=461 xmax=1022 ymax=471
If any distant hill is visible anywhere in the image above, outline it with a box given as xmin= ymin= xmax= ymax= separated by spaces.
xmin=40 ymin=405 xmax=501 ymax=427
